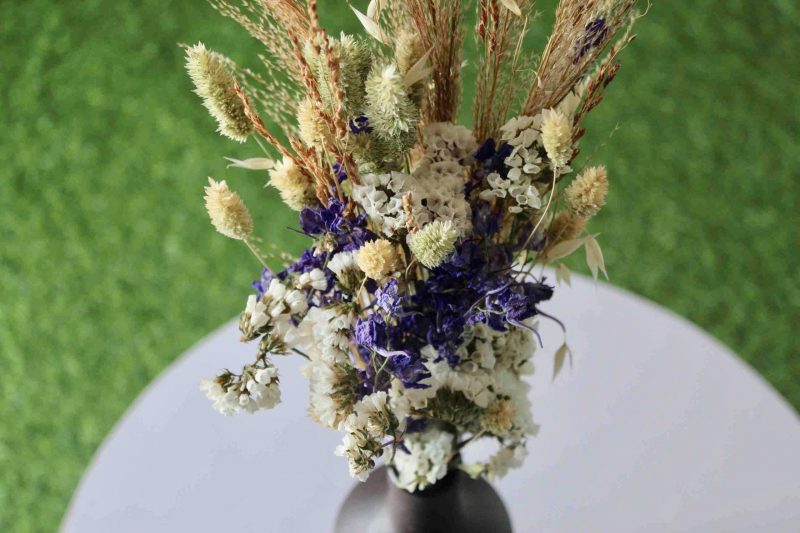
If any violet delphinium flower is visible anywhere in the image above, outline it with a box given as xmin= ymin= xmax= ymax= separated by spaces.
xmin=252 ymin=267 xmax=275 ymax=299
xmin=348 ymin=115 xmax=373 ymax=134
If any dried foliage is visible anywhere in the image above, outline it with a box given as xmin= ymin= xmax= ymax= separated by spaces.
xmin=473 ymin=0 xmax=538 ymax=142
xmin=522 ymin=0 xmax=638 ymax=115
xmin=404 ymin=0 xmax=465 ymax=124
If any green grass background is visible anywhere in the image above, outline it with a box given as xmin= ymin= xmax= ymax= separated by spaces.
xmin=1 ymin=0 xmax=798 ymax=530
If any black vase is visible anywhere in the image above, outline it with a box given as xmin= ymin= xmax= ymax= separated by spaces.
xmin=334 ymin=465 xmax=513 ymax=533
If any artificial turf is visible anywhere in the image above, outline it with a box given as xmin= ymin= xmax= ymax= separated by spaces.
xmin=1 ymin=0 xmax=798 ymax=530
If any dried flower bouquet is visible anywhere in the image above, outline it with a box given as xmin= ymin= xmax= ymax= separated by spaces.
xmin=189 ymin=0 xmax=642 ymax=492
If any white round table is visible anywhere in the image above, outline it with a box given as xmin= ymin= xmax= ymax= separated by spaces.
xmin=61 ymin=275 xmax=800 ymax=532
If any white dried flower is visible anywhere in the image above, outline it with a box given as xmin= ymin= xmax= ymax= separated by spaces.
xmin=421 ymin=123 xmax=478 ymax=165
xmin=352 ymin=170 xmax=471 ymax=238
xmin=244 ymin=294 xmax=268 ymax=331
xmin=500 ymin=115 xmax=539 ymax=147
xmin=185 ymin=43 xmax=252 ymax=142
xmin=297 ymin=268 xmax=328 ymax=291
xmin=302 ymin=357 xmax=357 ymax=429
xmin=326 ymin=250 xmax=361 ymax=290
xmin=486 ymin=444 xmax=527 ymax=481
xmin=203 ymin=177 xmax=253 ymax=240
xmin=390 ymin=428 xmax=454 ymax=492
xmin=201 ymin=362 xmax=281 ymax=416
xmin=268 ymin=156 xmax=316 ymax=211
xmin=540 ymin=108 xmax=572 ymax=167
xmin=356 ymin=239 xmax=402 ymax=280
xmin=335 ymin=430 xmax=383 ymax=482
xmin=407 ymin=220 xmax=458 ymax=269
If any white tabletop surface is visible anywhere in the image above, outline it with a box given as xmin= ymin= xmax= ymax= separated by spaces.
xmin=61 ymin=274 xmax=800 ymax=533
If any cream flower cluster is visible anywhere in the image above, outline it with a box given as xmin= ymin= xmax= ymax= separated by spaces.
xmin=391 ymin=428 xmax=455 ymax=492
xmin=353 ymin=170 xmax=470 ymax=237
xmin=420 ymin=122 xmax=478 ymax=165
xmin=326 ymin=250 xmax=361 ymax=290
xmin=240 ymin=280 xmax=308 ymax=343
xmin=200 ymin=365 xmax=281 ymax=416
xmin=303 ymin=306 xmax=355 ymax=363
xmin=302 ymin=357 xmax=355 ymax=429
xmin=336 ymin=391 xmax=395 ymax=481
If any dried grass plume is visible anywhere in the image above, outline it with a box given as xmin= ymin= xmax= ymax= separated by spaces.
xmin=204 ymin=177 xmax=253 ymax=240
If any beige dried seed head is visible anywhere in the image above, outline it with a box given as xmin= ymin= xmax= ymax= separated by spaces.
xmin=564 ymin=165 xmax=608 ymax=218
xmin=204 ymin=177 xmax=253 ymax=240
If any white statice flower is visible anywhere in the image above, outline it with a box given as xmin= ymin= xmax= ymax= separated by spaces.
xmin=242 ymin=280 xmax=308 ymax=346
xmin=200 ymin=363 xmax=281 ymax=416
xmin=480 ymin=115 xmax=546 ymax=213
xmin=507 ymin=183 xmax=542 ymax=214
xmin=486 ymin=444 xmax=528 ymax=481
xmin=343 ymin=391 xmax=392 ymax=435
xmin=302 ymin=356 xmax=356 ymax=429
xmin=245 ymin=366 xmax=281 ymax=411
xmin=424 ymin=357 xmax=495 ymax=408
xmin=500 ymin=115 xmax=540 ymax=147
xmin=244 ymin=294 xmax=269 ymax=331
xmin=326 ymin=250 xmax=359 ymax=284
xmin=461 ymin=321 xmax=536 ymax=373
xmin=335 ymin=430 xmax=383 ymax=482
xmin=388 ymin=376 xmax=438 ymax=422
xmin=335 ymin=393 xmax=391 ymax=482
xmin=352 ymin=171 xmax=407 ymax=236
xmin=303 ymin=306 xmax=355 ymax=363
xmin=390 ymin=427 xmax=455 ymax=492
xmin=283 ymin=289 xmax=309 ymax=315
xmin=420 ymin=122 xmax=478 ymax=165
xmin=297 ymin=268 xmax=328 ymax=291
xmin=200 ymin=379 xmax=238 ymax=415
xmin=353 ymin=168 xmax=471 ymax=238
xmin=388 ymin=378 xmax=412 ymax=426
xmin=493 ymin=368 xmax=538 ymax=439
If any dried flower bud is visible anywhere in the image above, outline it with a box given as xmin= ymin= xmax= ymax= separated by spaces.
xmin=356 ymin=239 xmax=402 ymax=280
xmin=268 ymin=156 xmax=316 ymax=211
xmin=204 ymin=177 xmax=253 ymax=240
xmin=185 ymin=43 xmax=253 ymax=142
xmin=394 ymin=29 xmax=425 ymax=77
xmin=364 ymin=64 xmax=418 ymax=145
xmin=543 ymin=211 xmax=586 ymax=260
xmin=540 ymin=108 xmax=572 ymax=167
xmin=296 ymin=97 xmax=332 ymax=149
xmin=407 ymin=220 xmax=458 ymax=269
xmin=564 ymin=165 xmax=608 ymax=218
